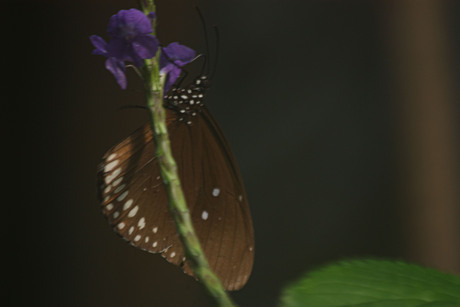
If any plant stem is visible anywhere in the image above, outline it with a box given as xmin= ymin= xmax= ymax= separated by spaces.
xmin=139 ymin=1 xmax=237 ymax=306
xmin=143 ymin=80 xmax=236 ymax=307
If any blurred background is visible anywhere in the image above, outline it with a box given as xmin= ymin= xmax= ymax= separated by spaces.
xmin=7 ymin=0 xmax=460 ymax=306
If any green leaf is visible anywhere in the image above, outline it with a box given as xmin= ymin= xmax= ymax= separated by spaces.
xmin=279 ymin=259 xmax=460 ymax=307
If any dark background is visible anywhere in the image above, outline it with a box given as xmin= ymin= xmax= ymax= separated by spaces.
xmin=7 ymin=0 xmax=460 ymax=306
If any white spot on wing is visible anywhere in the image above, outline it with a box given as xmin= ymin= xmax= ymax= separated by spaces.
xmin=129 ymin=226 xmax=134 ymax=235
xmin=114 ymin=184 xmax=126 ymax=193
xmin=201 ymin=210 xmax=209 ymax=220
xmin=153 ymin=241 xmax=158 ymax=247
xmin=107 ymin=153 xmax=117 ymax=161
xmin=153 ymin=227 xmax=158 ymax=233
xmin=145 ymin=236 xmax=150 ymax=243
xmin=117 ymin=191 xmax=129 ymax=202
xmin=112 ymin=176 xmax=123 ymax=187
xmin=106 ymin=203 xmax=114 ymax=211
xmin=170 ymin=252 xmax=176 ymax=258
xmin=105 ymin=160 xmax=119 ymax=172
xmin=117 ymin=222 xmax=125 ymax=230
xmin=105 ymin=168 xmax=121 ymax=184
xmin=128 ymin=205 xmax=139 ymax=218
xmin=138 ymin=217 xmax=146 ymax=229
xmin=112 ymin=168 xmax=121 ymax=178
xmin=113 ymin=211 xmax=120 ymax=219
xmin=212 ymin=188 xmax=220 ymax=197
xmin=104 ymin=185 xmax=112 ymax=194
xmin=134 ymin=235 xmax=141 ymax=242
xmin=123 ymin=199 xmax=133 ymax=210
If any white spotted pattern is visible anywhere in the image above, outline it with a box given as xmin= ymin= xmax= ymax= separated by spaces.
xmin=106 ymin=203 xmax=114 ymax=211
xmin=105 ymin=168 xmax=121 ymax=185
xmin=153 ymin=227 xmax=158 ymax=233
xmin=153 ymin=241 xmax=158 ymax=247
xmin=129 ymin=226 xmax=134 ymax=235
xmin=201 ymin=210 xmax=209 ymax=220
xmin=212 ymin=188 xmax=220 ymax=197
xmin=134 ymin=235 xmax=141 ymax=242
xmin=117 ymin=222 xmax=125 ymax=230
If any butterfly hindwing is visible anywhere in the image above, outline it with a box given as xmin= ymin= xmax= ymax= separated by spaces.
xmin=171 ymin=107 xmax=254 ymax=290
xmin=191 ymin=108 xmax=254 ymax=289
xmin=98 ymin=122 xmax=184 ymax=264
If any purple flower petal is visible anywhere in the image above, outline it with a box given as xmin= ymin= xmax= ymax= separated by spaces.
xmin=105 ymin=38 xmax=143 ymax=67
xmin=124 ymin=9 xmax=153 ymax=34
xmin=161 ymin=42 xmax=196 ymax=68
xmin=105 ymin=57 xmax=127 ymax=90
xmin=90 ymin=35 xmax=108 ymax=55
xmin=163 ymin=66 xmax=182 ymax=94
xmin=107 ymin=9 xmax=152 ymax=38
xmin=132 ymin=35 xmax=159 ymax=60
xmin=106 ymin=37 xmax=131 ymax=60
xmin=159 ymin=42 xmax=196 ymax=92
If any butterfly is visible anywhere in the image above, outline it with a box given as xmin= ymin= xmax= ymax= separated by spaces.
xmin=97 ymin=75 xmax=254 ymax=291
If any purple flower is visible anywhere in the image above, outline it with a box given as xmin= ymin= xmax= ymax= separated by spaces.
xmin=160 ymin=42 xmax=196 ymax=93
xmin=106 ymin=9 xmax=159 ymax=66
xmin=90 ymin=9 xmax=159 ymax=89
xmin=90 ymin=35 xmax=127 ymax=89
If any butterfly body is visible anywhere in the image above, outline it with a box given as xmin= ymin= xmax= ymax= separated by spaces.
xmin=98 ymin=75 xmax=254 ymax=290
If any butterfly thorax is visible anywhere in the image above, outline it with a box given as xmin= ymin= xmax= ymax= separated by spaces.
xmin=163 ymin=75 xmax=210 ymax=125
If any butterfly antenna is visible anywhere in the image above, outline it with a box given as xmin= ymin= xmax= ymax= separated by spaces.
xmin=210 ymin=25 xmax=220 ymax=79
xmin=195 ymin=6 xmax=211 ymax=76
xmin=125 ymin=64 xmax=142 ymax=79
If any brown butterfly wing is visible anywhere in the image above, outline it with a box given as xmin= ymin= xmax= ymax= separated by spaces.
xmin=97 ymin=107 xmax=254 ymax=290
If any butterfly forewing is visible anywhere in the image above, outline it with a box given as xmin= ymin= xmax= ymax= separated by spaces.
xmin=98 ymin=102 xmax=254 ymax=290
xmin=98 ymin=122 xmax=183 ymax=260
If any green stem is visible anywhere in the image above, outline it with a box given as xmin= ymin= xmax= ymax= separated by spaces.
xmin=139 ymin=1 xmax=237 ymax=306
